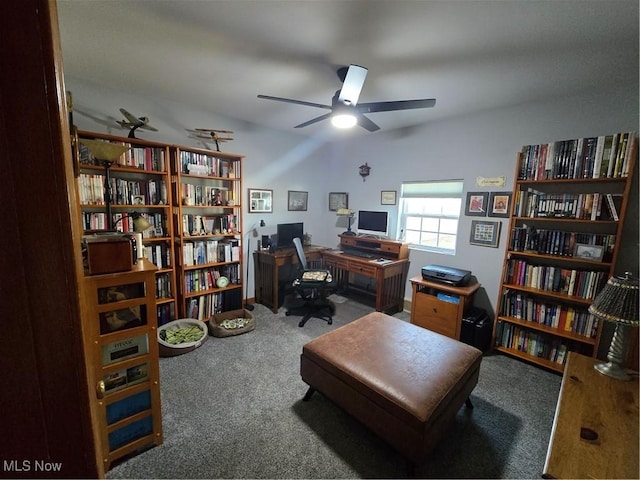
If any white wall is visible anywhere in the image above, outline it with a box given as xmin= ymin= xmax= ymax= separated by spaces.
xmin=66 ymin=76 xmax=638 ymax=315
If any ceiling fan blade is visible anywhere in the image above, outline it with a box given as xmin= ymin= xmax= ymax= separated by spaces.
xmin=257 ymin=94 xmax=331 ymax=110
xmin=337 ymin=65 xmax=368 ymax=106
xmin=355 ymin=113 xmax=380 ymax=132
xmin=357 ymin=98 xmax=436 ymax=113
xmin=294 ymin=113 xmax=332 ymax=129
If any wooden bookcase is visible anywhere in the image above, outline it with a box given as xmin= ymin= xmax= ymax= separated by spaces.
xmin=77 ymin=131 xmax=177 ymax=326
xmin=493 ymin=132 xmax=637 ymax=373
xmin=171 ymin=145 xmax=245 ymax=320
xmin=83 ymin=259 xmax=163 ymax=470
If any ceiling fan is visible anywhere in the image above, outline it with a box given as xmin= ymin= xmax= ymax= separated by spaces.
xmin=257 ymin=64 xmax=436 ymax=132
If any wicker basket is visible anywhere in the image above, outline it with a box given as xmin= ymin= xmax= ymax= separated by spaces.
xmin=158 ymin=318 xmax=208 ymax=357
xmin=208 ymin=309 xmax=255 ymax=337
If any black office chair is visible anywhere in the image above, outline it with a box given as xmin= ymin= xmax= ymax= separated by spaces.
xmin=285 ymin=237 xmax=336 ymax=327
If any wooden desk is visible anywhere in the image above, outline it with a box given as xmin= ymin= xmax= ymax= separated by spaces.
xmin=543 ymin=352 xmax=639 ymax=479
xmin=321 ymin=235 xmax=410 ymax=314
xmin=409 ymin=276 xmax=480 ymax=340
xmin=253 ymin=245 xmax=326 ymax=313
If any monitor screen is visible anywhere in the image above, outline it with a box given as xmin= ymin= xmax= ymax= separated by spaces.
xmin=276 ymin=222 xmax=304 ymax=248
xmin=357 ymin=210 xmax=388 ymax=237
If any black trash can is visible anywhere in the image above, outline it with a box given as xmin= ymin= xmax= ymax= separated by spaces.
xmin=460 ymin=307 xmax=492 ymax=352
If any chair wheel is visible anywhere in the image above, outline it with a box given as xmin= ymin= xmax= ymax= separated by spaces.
xmin=328 ymin=319 xmax=333 ymax=325
xmin=285 ymin=311 xmax=291 ymax=316
xmin=298 ymin=320 xmax=305 ymax=327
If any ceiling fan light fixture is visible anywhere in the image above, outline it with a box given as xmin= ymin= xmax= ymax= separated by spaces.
xmin=331 ymin=113 xmax=357 ymax=129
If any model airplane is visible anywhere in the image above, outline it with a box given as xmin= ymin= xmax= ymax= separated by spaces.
xmin=186 ymin=128 xmax=234 ymax=151
xmin=116 ymin=108 xmax=158 ymax=138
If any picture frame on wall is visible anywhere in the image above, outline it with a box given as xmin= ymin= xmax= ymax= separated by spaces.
xmin=380 ymin=190 xmax=397 ymax=205
xmin=328 ymin=192 xmax=348 ymax=211
xmin=465 ymin=192 xmax=489 ymax=216
xmin=288 ymin=190 xmax=308 ymax=211
xmin=248 ymin=188 xmax=273 ymax=213
xmin=488 ymin=192 xmax=512 ymax=217
xmin=469 ymin=220 xmax=501 ymax=248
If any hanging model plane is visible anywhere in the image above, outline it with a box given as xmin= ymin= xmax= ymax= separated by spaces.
xmin=116 ymin=108 xmax=158 ymax=138
xmin=186 ymin=128 xmax=234 ymax=151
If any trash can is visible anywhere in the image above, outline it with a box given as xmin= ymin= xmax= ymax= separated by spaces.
xmin=460 ymin=307 xmax=492 ymax=352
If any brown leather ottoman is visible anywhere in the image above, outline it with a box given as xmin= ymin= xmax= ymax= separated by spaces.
xmin=300 ymin=311 xmax=482 ymax=468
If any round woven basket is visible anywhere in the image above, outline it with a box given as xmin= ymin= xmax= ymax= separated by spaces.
xmin=208 ymin=309 xmax=255 ymax=337
xmin=158 ymin=318 xmax=208 ymax=357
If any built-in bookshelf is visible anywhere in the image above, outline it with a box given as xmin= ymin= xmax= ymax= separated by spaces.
xmin=493 ymin=132 xmax=637 ymax=373
xmin=171 ymin=145 xmax=244 ymax=321
xmin=77 ymin=131 xmax=177 ymax=326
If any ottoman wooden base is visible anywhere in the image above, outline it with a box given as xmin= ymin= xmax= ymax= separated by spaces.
xmin=300 ymin=312 xmax=482 ymax=467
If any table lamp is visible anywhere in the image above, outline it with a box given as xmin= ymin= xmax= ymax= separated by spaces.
xmin=588 ymin=272 xmax=639 ymax=380
xmin=336 ymin=208 xmax=355 ymax=236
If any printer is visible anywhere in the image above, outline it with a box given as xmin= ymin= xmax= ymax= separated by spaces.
xmin=421 ymin=264 xmax=472 ymax=287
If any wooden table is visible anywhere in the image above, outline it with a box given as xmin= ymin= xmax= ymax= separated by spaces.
xmin=253 ymin=245 xmax=326 ymax=313
xmin=543 ymin=351 xmax=639 ymax=479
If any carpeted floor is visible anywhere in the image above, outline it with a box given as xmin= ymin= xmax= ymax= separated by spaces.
xmin=106 ymin=299 xmax=562 ymax=479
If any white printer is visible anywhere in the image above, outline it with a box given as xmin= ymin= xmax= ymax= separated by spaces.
xmin=421 ymin=264 xmax=471 ymax=286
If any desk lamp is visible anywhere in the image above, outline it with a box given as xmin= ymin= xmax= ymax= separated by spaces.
xmin=336 ymin=208 xmax=355 ymax=236
xmin=588 ymin=272 xmax=639 ymax=380
xmin=79 ymin=138 xmax=131 ymax=230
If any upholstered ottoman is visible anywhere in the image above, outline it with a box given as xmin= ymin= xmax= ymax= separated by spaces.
xmin=300 ymin=311 xmax=482 ymax=468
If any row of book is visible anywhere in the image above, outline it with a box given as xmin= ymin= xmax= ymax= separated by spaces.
xmin=513 ymin=190 xmax=622 ymax=221
xmin=78 ymin=173 xmax=168 ymax=206
xmin=509 ymin=227 xmax=615 ymax=260
xmin=179 ymin=151 xmax=235 ymax=178
xmin=143 ymin=243 xmax=171 ymax=269
xmin=500 ymin=289 xmax=598 ymax=338
xmin=183 ymin=265 xmax=241 ymax=294
xmin=155 ymin=272 xmax=172 ymax=299
xmin=81 ymin=212 xmax=167 ymax=237
xmin=182 ymin=239 xmax=241 ymax=266
xmin=495 ymin=322 xmax=570 ymax=365
xmin=185 ymin=293 xmax=225 ymax=321
xmin=504 ymin=259 xmax=608 ymax=300
xmin=157 ymin=303 xmax=175 ymax=327
xmin=181 ymin=214 xmax=238 ymax=236
xmin=180 ymin=183 xmax=234 ymax=207
xmin=80 ymin=143 xmax=167 ymax=172
xmin=517 ymin=131 xmax=635 ymax=180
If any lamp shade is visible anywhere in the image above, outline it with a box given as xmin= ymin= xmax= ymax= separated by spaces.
xmin=336 ymin=208 xmax=354 ymax=217
xmin=588 ymin=273 xmax=639 ymax=326
xmin=79 ymin=138 xmax=130 ymax=162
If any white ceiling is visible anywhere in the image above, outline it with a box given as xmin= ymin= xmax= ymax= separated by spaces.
xmin=57 ymin=0 xmax=639 ymax=137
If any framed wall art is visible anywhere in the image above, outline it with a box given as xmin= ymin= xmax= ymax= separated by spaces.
xmin=574 ymin=243 xmax=604 ymax=261
xmin=381 ymin=190 xmax=397 ymax=205
xmin=465 ymin=192 xmax=489 ymax=216
xmin=488 ymin=192 xmax=512 ymax=217
xmin=329 ymin=192 xmax=348 ymax=211
xmin=287 ymin=190 xmax=308 ymax=211
xmin=469 ymin=220 xmax=501 ymax=248
xmin=248 ymin=188 xmax=273 ymax=213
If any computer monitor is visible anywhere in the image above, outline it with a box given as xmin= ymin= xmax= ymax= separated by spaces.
xmin=357 ymin=210 xmax=388 ymax=237
xmin=276 ymin=222 xmax=304 ymax=249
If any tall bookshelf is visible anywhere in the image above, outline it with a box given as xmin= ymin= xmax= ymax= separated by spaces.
xmin=494 ymin=132 xmax=637 ymax=373
xmin=77 ymin=131 xmax=177 ymax=326
xmin=171 ymin=145 xmax=244 ymax=320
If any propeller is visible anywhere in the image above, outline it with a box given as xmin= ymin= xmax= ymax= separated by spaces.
xmin=257 ymin=64 xmax=436 ymax=132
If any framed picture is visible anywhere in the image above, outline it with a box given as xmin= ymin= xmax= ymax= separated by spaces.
xmin=465 ymin=192 xmax=489 ymax=216
xmin=488 ymin=192 xmax=512 ymax=217
xmin=469 ymin=220 xmax=501 ymax=248
xmin=574 ymin=243 xmax=604 ymax=261
xmin=288 ymin=190 xmax=308 ymax=211
xmin=132 ymin=194 xmax=145 ymax=205
xmin=329 ymin=192 xmax=348 ymax=211
xmin=248 ymin=188 xmax=273 ymax=213
xmin=381 ymin=190 xmax=397 ymax=205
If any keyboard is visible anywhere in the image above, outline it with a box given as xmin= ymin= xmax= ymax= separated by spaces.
xmin=343 ymin=249 xmax=375 ymax=259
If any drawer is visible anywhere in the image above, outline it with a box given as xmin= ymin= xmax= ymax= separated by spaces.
xmin=412 ymin=292 xmax=460 ymax=339
xmin=325 ymin=256 xmax=350 ymax=270
xmin=347 ymin=261 xmax=377 ymax=278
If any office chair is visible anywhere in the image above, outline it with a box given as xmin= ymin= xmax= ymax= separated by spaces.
xmin=285 ymin=237 xmax=336 ymax=327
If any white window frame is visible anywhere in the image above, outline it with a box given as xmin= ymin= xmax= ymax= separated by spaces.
xmin=396 ymin=180 xmax=464 ymax=255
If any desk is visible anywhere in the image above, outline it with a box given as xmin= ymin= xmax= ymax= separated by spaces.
xmin=543 ymin=352 xmax=639 ymax=479
xmin=254 ymin=245 xmax=326 ymax=313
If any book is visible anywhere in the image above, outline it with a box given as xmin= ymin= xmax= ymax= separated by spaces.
xmin=604 ymin=193 xmax=620 ymax=221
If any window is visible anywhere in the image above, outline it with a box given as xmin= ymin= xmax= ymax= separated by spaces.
xmin=397 ymin=180 xmax=463 ymax=255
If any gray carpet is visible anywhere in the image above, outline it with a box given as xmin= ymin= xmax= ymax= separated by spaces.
xmin=107 ymin=299 xmax=562 ymax=479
